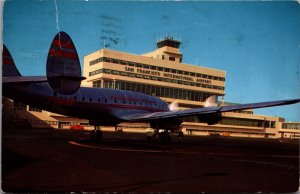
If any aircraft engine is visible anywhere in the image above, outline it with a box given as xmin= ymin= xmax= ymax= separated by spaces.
xmin=46 ymin=31 xmax=85 ymax=95
xmin=197 ymin=113 xmax=222 ymax=125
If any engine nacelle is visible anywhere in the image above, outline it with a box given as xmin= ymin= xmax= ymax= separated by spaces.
xmin=46 ymin=31 xmax=85 ymax=95
xmin=197 ymin=113 xmax=222 ymax=125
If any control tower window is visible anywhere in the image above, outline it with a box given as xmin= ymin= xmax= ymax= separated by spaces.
xmin=169 ymin=57 xmax=175 ymax=61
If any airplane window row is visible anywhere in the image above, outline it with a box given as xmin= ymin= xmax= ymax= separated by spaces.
xmin=89 ymin=57 xmax=225 ymax=82
xmin=55 ymin=92 xmax=162 ymax=109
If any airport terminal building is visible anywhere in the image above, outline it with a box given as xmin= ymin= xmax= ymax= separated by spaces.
xmin=80 ymin=38 xmax=285 ymax=138
xmin=3 ymin=37 xmax=298 ymax=138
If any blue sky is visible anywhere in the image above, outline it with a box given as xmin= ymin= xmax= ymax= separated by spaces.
xmin=3 ymin=0 xmax=300 ymax=121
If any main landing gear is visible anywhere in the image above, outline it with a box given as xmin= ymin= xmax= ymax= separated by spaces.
xmin=146 ymin=128 xmax=184 ymax=143
xmin=146 ymin=129 xmax=172 ymax=143
xmin=90 ymin=126 xmax=103 ymax=142
xmin=158 ymin=130 xmax=171 ymax=143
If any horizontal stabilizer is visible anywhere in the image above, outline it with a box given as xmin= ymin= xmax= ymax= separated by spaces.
xmin=3 ymin=76 xmax=47 ymax=84
xmin=49 ymin=75 xmax=86 ymax=81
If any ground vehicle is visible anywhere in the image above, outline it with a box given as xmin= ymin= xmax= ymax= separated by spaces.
xmin=70 ymin=125 xmax=84 ymax=130
xmin=208 ymin=132 xmax=220 ymax=137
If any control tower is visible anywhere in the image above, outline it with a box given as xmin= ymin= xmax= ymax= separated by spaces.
xmin=143 ymin=36 xmax=183 ymax=63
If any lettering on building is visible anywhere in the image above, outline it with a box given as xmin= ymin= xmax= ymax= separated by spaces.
xmin=137 ymin=68 xmax=161 ymax=76
xmin=196 ymin=78 xmax=211 ymax=84
xmin=163 ymin=73 xmax=193 ymax=82
xmin=125 ymin=67 xmax=134 ymax=72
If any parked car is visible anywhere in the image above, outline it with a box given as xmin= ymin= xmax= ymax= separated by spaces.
xmin=208 ymin=132 xmax=220 ymax=137
xmin=70 ymin=125 xmax=84 ymax=130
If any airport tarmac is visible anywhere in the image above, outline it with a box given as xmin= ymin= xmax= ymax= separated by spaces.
xmin=2 ymin=127 xmax=299 ymax=193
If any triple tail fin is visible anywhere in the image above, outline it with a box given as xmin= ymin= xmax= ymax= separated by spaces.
xmin=46 ymin=31 xmax=85 ymax=95
xmin=2 ymin=45 xmax=21 ymax=77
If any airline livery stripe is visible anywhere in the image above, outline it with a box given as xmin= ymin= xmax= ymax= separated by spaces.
xmin=3 ymin=58 xmax=14 ymax=65
xmin=3 ymin=49 xmax=10 ymax=55
xmin=101 ymin=103 xmax=163 ymax=112
xmin=52 ymin=39 xmax=76 ymax=49
xmin=49 ymin=49 xmax=79 ymax=60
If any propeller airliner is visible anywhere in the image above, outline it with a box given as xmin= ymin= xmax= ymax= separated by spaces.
xmin=3 ymin=32 xmax=300 ymax=141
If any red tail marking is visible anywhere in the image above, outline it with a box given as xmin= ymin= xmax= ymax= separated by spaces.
xmin=52 ymin=39 xmax=76 ymax=50
xmin=48 ymin=96 xmax=73 ymax=107
xmin=3 ymin=58 xmax=14 ymax=65
xmin=49 ymin=49 xmax=79 ymax=60
xmin=3 ymin=48 xmax=10 ymax=56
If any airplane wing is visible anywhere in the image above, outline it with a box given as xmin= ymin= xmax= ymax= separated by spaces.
xmin=2 ymin=76 xmax=48 ymax=84
xmin=119 ymin=98 xmax=300 ymax=122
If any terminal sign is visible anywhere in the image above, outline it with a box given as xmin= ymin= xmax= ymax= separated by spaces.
xmin=125 ymin=67 xmax=134 ymax=72
xmin=196 ymin=78 xmax=211 ymax=84
xmin=125 ymin=66 xmax=212 ymax=85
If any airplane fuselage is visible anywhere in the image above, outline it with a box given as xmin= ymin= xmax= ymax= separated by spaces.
xmin=3 ymin=82 xmax=169 ymax=125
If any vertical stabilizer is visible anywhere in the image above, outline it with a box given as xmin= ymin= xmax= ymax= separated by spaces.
xmin=46 ymin=31 xmax=84 ymax=95
xmin=2 ymin=45 xmax=21 ymax=77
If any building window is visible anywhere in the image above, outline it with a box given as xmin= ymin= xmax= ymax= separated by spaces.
xmin=93 ymin=80 xmax=101 ymax=88
xmin=101 ymin=79 xmax=217 ymax=102
xmin=29 ymin=106 xmax=42 ymax=112
xmin=169 ymin=57 xmax=175 ymax=61
xmin=219 ymin=117 xmax=267 ymax=128
xmin=89 ymin=57 xmax=225 ymax=82
xmin=13 ymin=101 xmax=27 ymax=111
xmin=150 ymin=66 xmax=157 ymax=70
